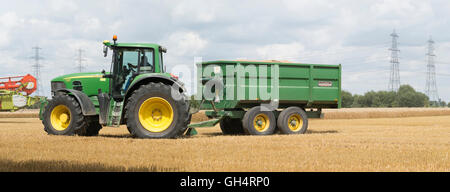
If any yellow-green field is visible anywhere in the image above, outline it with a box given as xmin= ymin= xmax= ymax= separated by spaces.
xmin=1 ymin=108 xmax=449 ymax=172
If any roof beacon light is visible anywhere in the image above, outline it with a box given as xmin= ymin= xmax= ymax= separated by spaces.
xmin=113 ymin=35 xmax=117 ymax=44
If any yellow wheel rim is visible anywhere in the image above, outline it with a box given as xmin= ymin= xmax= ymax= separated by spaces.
xmin=138 ymin=97 xmax=174 ymax=133
xmin=50 ymin=105 xmax=71 ymax=131
xmin=288 ymin=114 xmax=303 ymax=132
xmin=253 ymin=113 xmax=270 ymax=132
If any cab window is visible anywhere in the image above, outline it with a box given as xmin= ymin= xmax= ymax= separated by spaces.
xmin=139 ymin=50 xmax=154 ymax=73
xmin=111 ymin=48 xmax=155 ymax=97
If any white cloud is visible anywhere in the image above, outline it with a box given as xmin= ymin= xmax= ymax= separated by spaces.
xmin=170 ymin=1 xmax=218 ymax=23
xmin=281 ymin=0 xmax=336 ymax=21
xmin=0 ymin=12 xmax=22 ymax=47
xmin=256 ymin=42 xmax=305 ymax=61
xmin=370 ymin=0 xmax=433 ymax=22
xmin=163 ymin=31 xmax=208 ymax=56
xmin=49 ymin=0 xmax=79 ymax=12
xmin=75 ymin=16 xmax=101 ymax=34
xmin=27 ymin=17 xmax=72 ymax=39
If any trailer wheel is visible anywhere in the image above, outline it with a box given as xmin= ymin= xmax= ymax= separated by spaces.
xmin=219 ymin=117 xmax=245 ymax=135
xmin=277 ymin=107 xmax=308 ymax=134
xmin=42 ymin=94 xmax=87 ymax=136
xmin=242 ymin=106 xmax=276 ymax=135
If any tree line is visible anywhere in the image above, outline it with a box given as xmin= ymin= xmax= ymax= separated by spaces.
xmin=341 ymin=84 xmax=448 ymax=108
xmin=189 ymin=84 xmax=447 ymax=108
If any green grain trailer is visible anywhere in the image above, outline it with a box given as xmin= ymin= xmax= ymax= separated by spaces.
xmin=189 ymin=60 xmax=341 ymax=135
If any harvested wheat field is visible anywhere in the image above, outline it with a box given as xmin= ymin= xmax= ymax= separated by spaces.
xmin=0 ymin=108 xmax=449 ymax=172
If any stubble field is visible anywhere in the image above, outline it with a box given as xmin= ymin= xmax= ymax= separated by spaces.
xmin=0 ymin=108 xmax=449 ymax=172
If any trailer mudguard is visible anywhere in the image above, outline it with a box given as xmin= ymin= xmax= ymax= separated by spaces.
xmin=55 ymin=88 xmax=97 ymax=116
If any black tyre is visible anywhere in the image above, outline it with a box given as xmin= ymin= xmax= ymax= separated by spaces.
xmin=242 ymin=106 xmax=276 ymax=135
xmin=277 ymin=107 xmax=308 ymax=134
xmin=77 ymin=116 xmax=102 ymax=136
xmin=219 ymin=117 xmax=245 ymax=135
xmin=42 ymin=94 xmax=87 ymax=136
xmin=125 ymin=82 xmax=190 ymax=138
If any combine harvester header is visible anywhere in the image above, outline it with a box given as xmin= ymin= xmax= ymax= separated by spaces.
xmin=0 ymin=74 xmax=43 ymax=112
xmin=0 ymin=74 xmax=37 ymax=95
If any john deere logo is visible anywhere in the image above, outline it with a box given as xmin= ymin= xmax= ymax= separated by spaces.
xmin=318 ymin=81 xmax=332 ymax=87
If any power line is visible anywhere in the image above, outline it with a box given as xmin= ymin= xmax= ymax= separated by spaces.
xmin=388 ymin=29 xmax=401 ymax=92
xmin=435 ymin=61 xmax=450 ymax=65
xmin=278 ymin=44 xmax=389 ymax=62
xmin=344 ymin=69 xmax=450 ymax=77
xmin=425 ymin=36 xmax=440 ymax=106
xmin=31 ymin=46 xmax=44 ymax=96
xmin=76 ymin=48 xmax=86 ymax=73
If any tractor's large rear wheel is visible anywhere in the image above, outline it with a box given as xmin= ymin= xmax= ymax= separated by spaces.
xmin=125 ymin=82 xmax=190 ymax=138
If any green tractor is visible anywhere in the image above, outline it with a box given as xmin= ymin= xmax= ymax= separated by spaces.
xmin=40 ymin=35 xmax=191 ymax=138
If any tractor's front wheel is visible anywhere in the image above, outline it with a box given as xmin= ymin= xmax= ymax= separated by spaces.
xmin=42 ymin=94 xmax=87 ymax=136
xmin=125 ymin=82 xmax=190 ymax=138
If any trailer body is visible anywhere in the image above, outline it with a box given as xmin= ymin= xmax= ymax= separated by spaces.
xmin=188 ymin=60 xmax=341 ymax=135
xmin=197 ymin=60 xmax=341 ymax=115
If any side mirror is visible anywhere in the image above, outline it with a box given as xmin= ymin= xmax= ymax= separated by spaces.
xmin=103 ymin=74 xmax=113 ymax=78
xmin=103 ymin=45 xmax=108 ymax=57
xmin=159 ymin=46 xmax=167 ymax=53
xmin=102 ymin=70 xmax=113 ymax=78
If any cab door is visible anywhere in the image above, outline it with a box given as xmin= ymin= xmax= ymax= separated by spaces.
xmin=111 ymin=48 xmax=141 ymax=100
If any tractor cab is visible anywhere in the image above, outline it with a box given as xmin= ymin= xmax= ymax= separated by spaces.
xmin=102 ymin=35 xmax=167 ymax=100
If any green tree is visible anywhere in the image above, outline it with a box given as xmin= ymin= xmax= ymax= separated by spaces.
xmin=372 ymin=91 xmax=396 ymax=107
xmin=395 ymin=85 xmax=428 ymax=107
xmin=341 ymin=90 xmax=353 ymax=108
xmin=361 ymin=91 xmax=376 ymax=107
xmin=343 ymin=84 xmax=429 ymax=108
xmin=351 ymin=94 xmax=363 ymax=107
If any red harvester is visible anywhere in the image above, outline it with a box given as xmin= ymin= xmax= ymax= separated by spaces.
xmin=0 ymin=74 xmax=37 ymax=95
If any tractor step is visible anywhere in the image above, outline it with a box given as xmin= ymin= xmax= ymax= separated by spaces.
xmin=109 ymin=101 xmax=123 ymax=127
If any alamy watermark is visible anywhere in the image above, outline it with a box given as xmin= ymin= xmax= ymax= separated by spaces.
xmin=170 ymin=57 xmax=280 ymax=111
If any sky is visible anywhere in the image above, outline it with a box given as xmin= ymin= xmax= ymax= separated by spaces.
xmin=1 ymin=0 xmax=450 ymax=101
